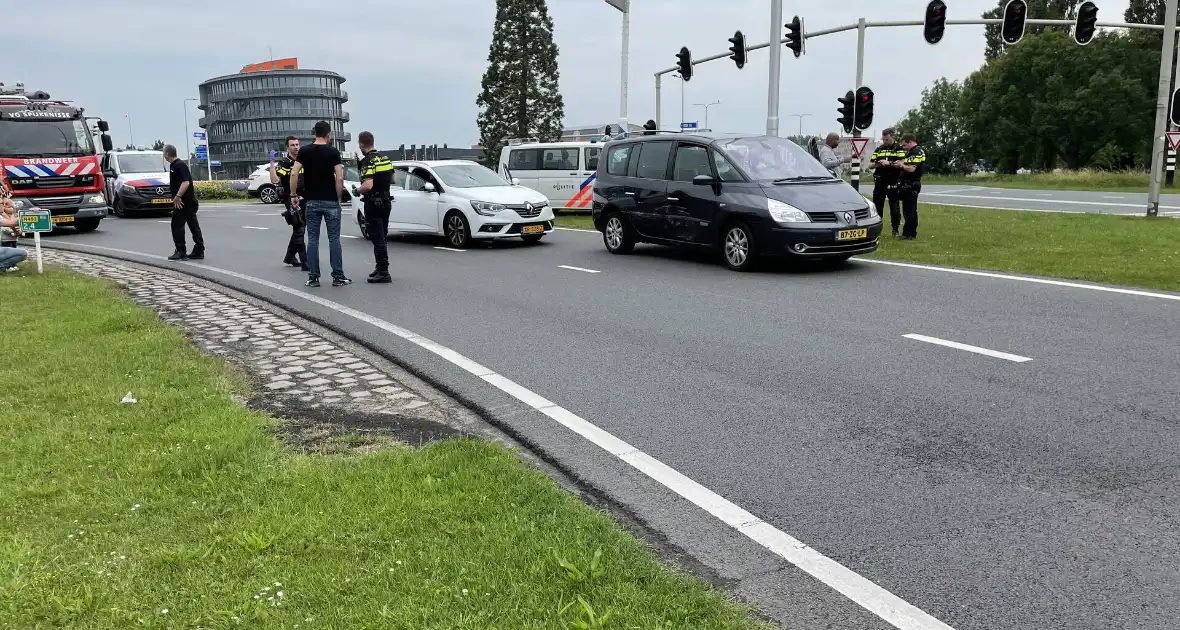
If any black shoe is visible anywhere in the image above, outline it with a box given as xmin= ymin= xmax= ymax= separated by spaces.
xmin=168 ymin=251 xmax=188 ymax=261
xmin=188 ymin=250 xmax=204 ymax=260
xmin=305 ymin=277 xmax=320 ymax=288
xmin=368 ymin=270 xmax=380 ymax=279
xmin=899 ymin=234 xmax=916 ymax=240
xmin=367 ymin=274 xmax=392 ymax=284
xmin=891 ymin=229 xmax=899 ymax=238
xmin=332 ymin=276 xmax=353 ymax=287
xmin=283 ymin=256 xmax=298 ymax=266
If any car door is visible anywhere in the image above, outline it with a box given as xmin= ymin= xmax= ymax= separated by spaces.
xmin=101 ymin=154 xmax=116 ymax=204
xmin=627 ymin=141 xmax=673 ymax=240
xmin=665 ymin=142 xmax=721 ymax=245
xmin=395 ymin=168 xmax=442 ymax=233
xmin=572 ymin=146 xmax=601 ymax=211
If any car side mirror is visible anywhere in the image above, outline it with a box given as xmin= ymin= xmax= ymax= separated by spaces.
xmin=103 ymin=169 xmax=116 ymax=179
xmin=100 ymin=135 xmax=114 ymax=152
xmin=423 ymin=182 xmax=436 ymax=193
xmin=692 ymin=174 xmax=717 ymax=185
xmin=511 ymin=177 xmax=520 ymax=186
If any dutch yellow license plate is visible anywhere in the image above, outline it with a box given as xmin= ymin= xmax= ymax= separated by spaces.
xmin=522 ymin=224 xmax=544 ymax=234
xmin=837 ymin=228 xmax=867 ymax=241
xmin=152 ymin=198 xmax=173 ymax=204
xmin=51 ymin=216 xmax=74 ymax=224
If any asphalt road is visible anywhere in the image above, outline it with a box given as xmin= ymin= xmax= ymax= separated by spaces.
xmin=919 ymin=184 xmax=1180 ymax=216
xmin=38 ymin=203 xmax=1180 ymax=630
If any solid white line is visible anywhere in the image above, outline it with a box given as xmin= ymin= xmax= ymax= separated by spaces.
xmin=157 ymin=220 xmax=170 ymax=223
xmin=242 ymin=226 xmax=268 ymax=230
xmin=433 ymin=246 xmax=466 ymax=252
xmin=53 ymin=243 xmax=956 ymax=630
xmin=1103 ymin=195 xmax=1126 ymax=199
xmin=558 ymin=264 xmax=600 ymax=274
xmin=555 ymin=226 xmax=597 ymax=233
xmin=861 ymin=259 xmax=1180 ymax=302
xmin=903 ymin=333 xmax=1032 ymax=363
xmin=341 ymin=235 xmax=360 ymax=239
xmin=925 ymin=191 xmax=1180 ymax=210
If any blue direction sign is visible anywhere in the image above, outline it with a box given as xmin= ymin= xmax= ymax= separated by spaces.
xmin=681 ymin=121 xmax=698 ymax=129
xmin=193 ymin=132 xmax=206 ymax=140
xmin=210 ymin=161 xmax=221 ymax=167
xmin=194 ymin=145 xmax=208 ymax=159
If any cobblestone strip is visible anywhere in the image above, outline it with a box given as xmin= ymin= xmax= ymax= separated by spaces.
xmin=43 ymin=250 xmax=441 ymax=421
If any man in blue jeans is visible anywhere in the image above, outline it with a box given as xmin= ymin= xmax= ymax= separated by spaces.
xmin=290 ymin=121 xmax=351 ymax=287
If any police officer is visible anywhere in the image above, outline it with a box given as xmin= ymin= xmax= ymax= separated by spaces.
xmin=270 ymin=135 xmax=307 ymax=270
xmin=356 ymin=131 xmax=394 ymax=284
xmin=867 ymin=128 xmax=906 ymax=237
xmin=896 ymin=133 xmax=926 ymax=240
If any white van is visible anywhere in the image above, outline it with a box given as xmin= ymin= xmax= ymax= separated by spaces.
xmin=497 ymin=140 xmax=601 ymax=212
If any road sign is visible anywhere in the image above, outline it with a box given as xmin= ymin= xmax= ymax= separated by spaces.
xmin=194 ymin=145 xmax=208 ymax=158
xmin=681 ymin=121 xmax=698 ymax=129
xmin=16 ymin=210 xmax=50 ymax=274
xmin=850 ymin=137 xmax=870 ymax=159
xmin=1168 ymin=132 xmax=1180 ymax=153
xmin=210 ymin=161 xmax=221 ymax=167
xmin=193 ymin=132 xmax=206 ymax=140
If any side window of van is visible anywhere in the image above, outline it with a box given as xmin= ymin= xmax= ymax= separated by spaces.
xmin=508 ymin=149 xmax=540 ymax=170
xmin=585 ymin=147 xmax=601 ymax=171
xmin=541 ymin=148 xmax=578 ymax=171
xmin=606 ymin=145 xmax=632 ymax=176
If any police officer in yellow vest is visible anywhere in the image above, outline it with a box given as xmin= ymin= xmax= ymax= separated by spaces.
xmin=270 ymin=135 xmax=307 ymax=270
xmin=867 ymin=128 xmax=906 ymax=237
xmin=356 ymin=131 xmax=394 ymax=284
xmin=896 ymin=134 xmax=926 ymax=240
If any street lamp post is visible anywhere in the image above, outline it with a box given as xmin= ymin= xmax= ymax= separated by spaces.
xmin=787 ymin=113 xmax=811 ymax=137
xmin=183 ymin=97 xmax=198 ymax=159
xmin=124 ymin=114 xmax=134 ymax=147
xmin=605 ymin=0 xmax=630 ymax=133
xmin=694 ymin=101 xmax=721 ymax=129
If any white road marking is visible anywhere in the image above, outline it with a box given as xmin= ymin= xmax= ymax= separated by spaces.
xmin=925 ymin=186 xmax=981 ymax=195
xmin=1035 ymin=193 xmax=1053 ymax=197
xmin=925 ymin=191 xmax=1180 ymax=210
xmin=1103 ymin=195 xmax=1126 ymax=199
xmin=157 ymin=220 xmax=170 ymax=223
xmin=242 ymin=226 xmax=268 ymax=230
xmin=553 ymin=224 xmax=1180 ymax=300
xmin=919 ymin=201 xmax=1085 ymax=215
xmin=433 ymin=246 xmax=466 ymax=252
xmin=903 ymin=334 xmax=1033 ymax=363
xmin=558 ymin=264 xmax=600 ymax=274
xmin=555 ymin=226 xmax=597 ymax=233
xmin=52 ymin=242 xmax=957 ymax=630
xmin=341 ymin=234 xmax=360 ymax=239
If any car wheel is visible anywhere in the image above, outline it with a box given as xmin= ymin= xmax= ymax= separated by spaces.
xmin=521 ymin=234 xmax=543 ymax=244
xmin=259 ymin=185 xmax=280 ymax=204
xmin=357 ymin=209 xmax=370 ymax=240
xmin=721 ymin=221 xmax=757 ymax=271
xmin=602 ymin=212 xmax=635 ymax=254
xmin=444 ymin=211 xmax=471 ymax=249
xmin=112 ymin=197 xmax=126 ymax=218
xmin=73 ymin=218 xmax=101 ymax=233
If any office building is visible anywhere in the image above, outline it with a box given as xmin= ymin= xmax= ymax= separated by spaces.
xmin=197 ymin=57 xmax=351 ymax=179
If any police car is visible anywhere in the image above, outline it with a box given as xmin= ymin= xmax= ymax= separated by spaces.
xmin=99 ymin=149 xmax=173 ymax=218
xmin=497 ymin=139 xmax=600 ymax=213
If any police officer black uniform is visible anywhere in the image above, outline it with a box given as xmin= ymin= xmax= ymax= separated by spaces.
xmin=868 ymin=128 xmax=906 ymax=237
xmin=356 ymin=131 xmax=394 ymax=283
xmin=897 ymin=133 xmax=926 ymax=240
xmin=272 ymin=136 xmax=307 ymax=270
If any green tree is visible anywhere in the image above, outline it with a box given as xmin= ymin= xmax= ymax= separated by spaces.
xmin=476 ymin=0 xmax=565 ymax=165
xmin=895 ymin=79 xmax=969 ymax=174
xmin=1125 ymin=0 xmax=1172 ymax=23
xmin=151 ymin=139 xmax=164 ymax=151
xmin=982 ymin=0 xmax=1077 ymax=60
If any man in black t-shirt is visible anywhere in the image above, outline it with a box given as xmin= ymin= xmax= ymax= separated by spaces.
xmin=290 ymin=121 xmax=350 ymax=287
xmin=164 ymin=144 xmax=204 ymax=261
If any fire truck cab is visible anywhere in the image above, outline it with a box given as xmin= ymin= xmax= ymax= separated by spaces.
xmin=0 ymin=82 xmax=114 ymax=232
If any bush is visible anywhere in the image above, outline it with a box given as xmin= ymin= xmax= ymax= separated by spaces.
xmin=193 ymin=181 xmax=248 ymax=201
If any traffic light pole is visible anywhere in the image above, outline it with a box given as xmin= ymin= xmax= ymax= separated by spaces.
xmin=849 ymin=18 xmax=866 ymax=191
xmin=1147 ymin=0 xmax=1178 ymax=217
xmin=766 ymin=0 xmax=783 ymax=136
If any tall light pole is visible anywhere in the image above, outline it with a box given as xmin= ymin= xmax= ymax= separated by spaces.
xmin=673 ymin=73 xmax=686 ymax=125
xmin=183 ymin=98 xmax=198 ymax=159
xmin=694 ymin=101 xmax=721 ymax=129
xmin=124 ymin=114 xmax=134 ymax=147
xmin=605 ymin=0 xmax=630 ymax=133
xmin=1148 ymin=0 xmax=1179 ymax=215
xmin=787 ymin=113 xmax=811 ymax=137
xmin=766 ymin=0 xmax=783 ymax=136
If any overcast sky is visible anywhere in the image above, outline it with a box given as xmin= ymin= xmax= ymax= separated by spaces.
xmin=1 ymin=0 xmax=1133 ymax=153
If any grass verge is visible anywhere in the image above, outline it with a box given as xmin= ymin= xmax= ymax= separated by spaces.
xmin=0 ymin=268 xmax=768 ymax=629
xmin=557 ymin=207 xmax=1180 ymax=292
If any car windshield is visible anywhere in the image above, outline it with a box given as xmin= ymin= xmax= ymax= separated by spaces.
xmin=0 ymin=119 xmax=95 ymax=157
xmin=116 ymin=154 xmax=165 ymax=173
xmin=716 ymin=136 xmax=834 ymax=182
xmin=432 ymin=163 xmax=509 ymax=188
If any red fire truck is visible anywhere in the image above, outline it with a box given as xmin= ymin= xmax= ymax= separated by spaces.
xmin=0 ymin=83 xmax=113 ymax=232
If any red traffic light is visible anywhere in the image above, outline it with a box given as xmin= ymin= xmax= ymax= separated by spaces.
xmin=861 ymin=95 xmax=869 ymax=102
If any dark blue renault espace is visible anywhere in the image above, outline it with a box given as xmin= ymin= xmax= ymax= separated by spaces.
xmin=591 ymin=133 xmax=881 ymax=271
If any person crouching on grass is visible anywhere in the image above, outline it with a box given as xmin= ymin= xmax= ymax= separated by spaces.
xmin=0 ymin=196 xmax=28 ymax=272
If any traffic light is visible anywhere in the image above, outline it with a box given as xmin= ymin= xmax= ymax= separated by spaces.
xmin=784 ymin=16 xmax=805 ymax=58
xmin=676 ymin=46 xmax=693 ymax=81
xmin=924 ymin=0 xmax=947 ymax=45
xmin=728 ymin=30 xmax=747 ymax=69
xmin=1170 ymin=88 xmax=1180 ymax=127
xmin=1074 ymin=0 xmax=1098 ymax=46
xmin=1001 ymin=0 xmax=1027 ymax=45
xmin=837 ymin=91 xmax=855 ymax=134
xmin=854 ymin=86 xmax=874 ymax=131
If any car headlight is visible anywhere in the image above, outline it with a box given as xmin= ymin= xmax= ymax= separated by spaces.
xmin=767 ymin=198 xmax=810 ymax=224
xmin=867 ymin=204 xmax=878 ymax=218
xmin=121 ymin=184 xmax=136 ymax=195
xmin=87 ymin=194 xmax=105 ymax=204
xmin=471 ymin=201 xmax=506 ymax=216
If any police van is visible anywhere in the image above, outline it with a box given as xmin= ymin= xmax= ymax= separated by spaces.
xmin=497 ymin=139 xmax=601 ymax=213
